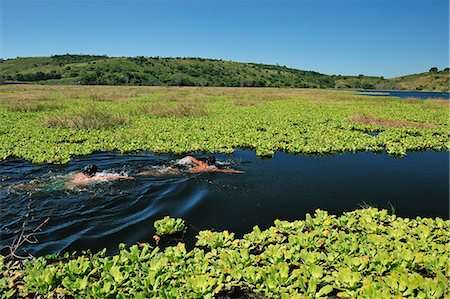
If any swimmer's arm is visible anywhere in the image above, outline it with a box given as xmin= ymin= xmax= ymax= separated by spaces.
xmin=138 ymin=171 xmax=154 ymax=176
xmin=187 ymin=168 xmax=243 ymax=174
xmin=112 ymin=175 xmax=135 ymax=180
xmin=212 ymin=169 xmax=244 ymax=174
xmin=9 ymin=183 xmax=25 ymax=188
xmin=9 ymin=183 xmax=29 ymax=189
xmin=9 ymin=182 xmax=43 ymax=190
xmin=183 ymin=156 xmax=203 ymax=166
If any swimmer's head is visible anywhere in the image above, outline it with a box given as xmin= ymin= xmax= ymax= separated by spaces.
xmin=206 ymin=156 xmax=216 ymax=165
xmin=82 ymin=164 xmax=98 ymax=177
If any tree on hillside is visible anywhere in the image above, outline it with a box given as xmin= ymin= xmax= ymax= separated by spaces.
xmin=429 ymin=67 xmax=438 ymax=73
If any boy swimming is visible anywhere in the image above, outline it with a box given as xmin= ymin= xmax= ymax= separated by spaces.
xmin=138 ymin=156 xmax=243 ymax=176
xmin=10 ymin=164 xmax=134 ymax=191
xmin=65 ymin=164 xmax=134 ymax=189
xmin=180 ymin=156 xmax=243 ymax=174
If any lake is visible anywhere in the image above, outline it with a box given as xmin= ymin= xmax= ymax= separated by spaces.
xmin=1 ymin=150 xmax=448 ymax=257
xmin=357 ymin=90 xmax=449 ymax=100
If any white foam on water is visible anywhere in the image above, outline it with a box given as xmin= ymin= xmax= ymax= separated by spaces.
xmin=176 ymin=157 xmax=194 ymax=166
xmin=145 ymin=165 xmax=175 ymax=173
xmin=96 ymin=170 xmax=130 ymax=177
xmin=215 ymin=161 xmax=231 ymax=166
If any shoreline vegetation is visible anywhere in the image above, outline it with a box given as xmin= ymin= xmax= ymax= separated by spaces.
xmin=1 ymin=54 xmax=449 ymax=92
xmin=0 ymin=85 xmax=448 ymax=164
xmin=1 ymin=208 xmax=448 ymax=298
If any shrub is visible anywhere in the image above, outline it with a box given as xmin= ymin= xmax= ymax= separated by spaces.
xmin=429 ymin=67 xmax=438 ymax=73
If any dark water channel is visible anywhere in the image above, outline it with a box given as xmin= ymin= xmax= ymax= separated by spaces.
xmin=1 ymin=150 xmax=448 ymax=257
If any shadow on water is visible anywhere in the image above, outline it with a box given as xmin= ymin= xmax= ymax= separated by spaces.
xmin=1 ymin=150 xmax=448 ymax=257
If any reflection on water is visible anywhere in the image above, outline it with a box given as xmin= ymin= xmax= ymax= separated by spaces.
xmin=0 ymin=150 xmax=448 ymax=257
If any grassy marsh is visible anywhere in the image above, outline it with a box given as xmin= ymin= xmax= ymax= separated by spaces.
xmin=43 ymin=106 xmax=129 ymax=130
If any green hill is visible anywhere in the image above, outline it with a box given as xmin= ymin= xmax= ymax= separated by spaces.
xmin=0 ymin=55 xmax=334 ymax=88
xmin=0 ymin=54 xmax=448 ymax=91
xmin=382 ymin=70 xmax=449 ymax=92
xmin=335 ymin=69 xmax=449 ymax=92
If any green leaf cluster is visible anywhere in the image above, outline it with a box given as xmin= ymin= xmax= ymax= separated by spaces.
xmin=1 ymin=208 xmax=449 ymax=298
xmin=154 ymin=216 xmax=186 ymax=236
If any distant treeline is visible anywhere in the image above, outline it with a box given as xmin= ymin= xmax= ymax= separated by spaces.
xmin=0 ymin=54 xmax=448 ymax=91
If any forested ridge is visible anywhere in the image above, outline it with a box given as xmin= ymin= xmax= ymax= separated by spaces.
xmin=1 ymin=54 xmax=448 ymax=91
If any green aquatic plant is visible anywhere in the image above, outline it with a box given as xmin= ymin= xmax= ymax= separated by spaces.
xmin=0 ymin=85 xmax=448 ymax=163
xmin=196 ymin=230 xmax=236 ymax=249
xmin=154 ymin=216 xmax=186 ymax=236
xmin=1 ymin=208 xmax=449 ymax=298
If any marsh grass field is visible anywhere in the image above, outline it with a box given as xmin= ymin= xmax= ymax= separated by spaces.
xmin=0 ymin=85 xmax=448 ymax=164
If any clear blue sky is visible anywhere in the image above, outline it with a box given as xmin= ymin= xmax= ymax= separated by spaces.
xmin=1 ymin=0 xmax=448 ymax=77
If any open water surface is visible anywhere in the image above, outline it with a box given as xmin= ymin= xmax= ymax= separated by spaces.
xmin=1 ymin=150 xmax=448 ymax=257
xmin=357 ymin=90 xmax=449 ymax=100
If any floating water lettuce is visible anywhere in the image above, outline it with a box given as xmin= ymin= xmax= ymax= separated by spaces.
xmin=154 ymin=216 xmax=186 ymax=236
xmin=2 ymin=208 xmax=449 ymax=298
xmin=0 ymin=85 xmax=448 ymax=163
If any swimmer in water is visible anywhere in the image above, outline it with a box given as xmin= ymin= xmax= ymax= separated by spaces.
xmin=10 ymin=164 xmax=134 ymax=191
xmin=182 ymin=156 xmax=243 ymax=174
xmin=139 ymin=155 xmax=243 ymax=176
xmin=65 ymin=164 xmax=134 ymax=189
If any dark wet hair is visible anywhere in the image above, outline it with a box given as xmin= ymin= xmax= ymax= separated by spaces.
xmin=198 ymin=156 xmax=216 ymax=165
xmin=206 ymin=156 xmax=216 ymax=165
xmin=82 ymin=164 xmax=98 ymax=177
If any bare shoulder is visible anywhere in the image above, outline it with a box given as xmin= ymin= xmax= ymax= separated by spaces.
xmin=71 ymin=173 xmax=84 ymax=180
xmin=67 ymin=172 xmax=88 ymax=183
